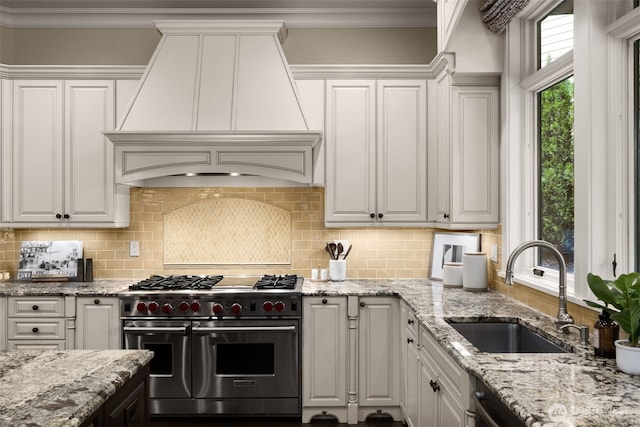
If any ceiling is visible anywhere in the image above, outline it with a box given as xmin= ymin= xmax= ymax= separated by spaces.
xmin=0 ymin=0 xmax=437 ymax=28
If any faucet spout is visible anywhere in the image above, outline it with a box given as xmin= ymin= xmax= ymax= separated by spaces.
xmin=504 ymin=240 xmax=574 ymax=332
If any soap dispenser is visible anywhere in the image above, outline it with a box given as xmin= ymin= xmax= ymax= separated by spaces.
xmin=593 ymin=310 xmax=619 ymax=358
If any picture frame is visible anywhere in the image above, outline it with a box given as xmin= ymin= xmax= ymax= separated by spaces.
xmin=429 ymin=232 xmax=481 ymax=280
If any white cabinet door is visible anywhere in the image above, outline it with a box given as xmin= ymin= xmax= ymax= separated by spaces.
xmin=450 ymin=86 xmax=499 ymax=226
xmin=12 ymin=80 xmax=64 ymax=222
xmin=302 ymin=297 xmax=348 ymax=407
xmin=9 ymin=80 xmax=128 ymax=227
xmin=75 ymin=297 xmax=121 ymax=349
xmin=419 ymin=353 xmax=439 ymax=427
xmin=325 ymin=80 xmax=377 ymax=223
xmin=405 ymin=330 xmax=420 ymax=427
xmin=358 ymin=296 xmax=400 ymax=407
xmin=429 ymin=72 xmax=499 ymax=229
xmin=326 ymin=80 xmax=427 ymax=226
xmin=65 ymin=81 xmax=116 ymax=223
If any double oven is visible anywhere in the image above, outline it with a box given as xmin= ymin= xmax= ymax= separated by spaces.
xmin=120 ymin=275 xmax=302 ymax=417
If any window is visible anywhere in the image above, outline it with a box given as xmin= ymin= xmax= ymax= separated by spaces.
xmin=537 ymin=0 xmax=574 ymax=69
xmin=505 ymin=2 xmax=640 ymax=303
xmin=538 ymin=76 xmax=575 ymax=273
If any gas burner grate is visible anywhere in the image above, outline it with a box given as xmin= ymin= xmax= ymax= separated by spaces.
xmin=129 ymin=275 xmax=224 ymax=291
xmin=254 ymin=274 xmax=298 ymax=289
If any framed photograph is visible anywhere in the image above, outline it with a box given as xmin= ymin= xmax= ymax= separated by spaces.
xmin=18 ymin=240 xmax=83 ymax=281
xmin=430 ymin=232 xmax=481 ymax=280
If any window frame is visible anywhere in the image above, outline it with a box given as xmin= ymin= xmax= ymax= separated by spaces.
xmin=503 ymin=1 xmax=638 ymax=305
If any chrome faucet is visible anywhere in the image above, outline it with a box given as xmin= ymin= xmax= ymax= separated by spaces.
xmin=504 ymin=240 xmax=574 ymax=332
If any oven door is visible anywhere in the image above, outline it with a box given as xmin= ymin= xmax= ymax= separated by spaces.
xmin=122 ymin=320 xmax=191 ymax=399
xmin=192 ymin=319 xmax=299 ymax=399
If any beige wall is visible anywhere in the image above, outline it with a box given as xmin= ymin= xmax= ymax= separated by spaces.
xmin=0 ymin=26 xmax=437 ymax=65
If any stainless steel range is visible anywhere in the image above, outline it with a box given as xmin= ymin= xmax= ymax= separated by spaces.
xmin=120 ymin=274 xmax=302 ymax=417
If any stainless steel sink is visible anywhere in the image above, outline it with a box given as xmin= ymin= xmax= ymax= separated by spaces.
xmin=447 ymin=321 xmax=570 ymax=353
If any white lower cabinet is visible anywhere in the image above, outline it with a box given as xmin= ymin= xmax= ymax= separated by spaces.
xmin=400 ymin=301 xmax=475 ymax=427
xmin=303 ymin=296 xmax=401 ymax=424
xmin=358 ymin=296 xmax=400 ymax=420
xmin=302 ymin=296 xmax=348 ymax=418
xmin=6 ymin=296 xmax=75 ymax=350
xmin=419 ymin=325 xmax=473 ymax=427
xmin=76 ymin=297 xmax=121 ymax=349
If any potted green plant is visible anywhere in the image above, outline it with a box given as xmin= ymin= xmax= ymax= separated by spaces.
xmin=584 ymin=272 xmax=640 ymax=375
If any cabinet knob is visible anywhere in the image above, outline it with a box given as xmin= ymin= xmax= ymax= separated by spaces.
xmin=407 ymin=338 xmax=414 ymax=344
xmin=408 ymin=319 xmax=414 ymax=325
xmin=360 ymin=301 xmax=365 ymax=307
xmin=443 ymin=213 xmax=449 ymax=219
xmin=322 ymin=298 xmax=328 ymax=304
xmin=378 ymin=213 xmax=383 ymax=219
xmin=55 ymin=214 xmax=62 ymax=219
xmin=63 ymin=213 xmax=70 ymax=219
xmin=32 ymin=327 xmax=39 ymax=333
xmin=430 ymin=379 xmax=440 ymax=392
xmin=94 ymin=299 xmax=100 ymax=305
xmin=370 ymin=213 xmax=375 ymax=218
xmin=32 ymin=305 xmax=39 ymax=311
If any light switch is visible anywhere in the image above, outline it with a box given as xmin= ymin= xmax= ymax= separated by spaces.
xmin=130 ymin=241 xmax=140 ymax=257
xmin=490 ymin=245 xmax=498 ymax=262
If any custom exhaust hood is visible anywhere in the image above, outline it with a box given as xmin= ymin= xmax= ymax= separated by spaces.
xmin=104 ymin=20 xmax=322 ymax=186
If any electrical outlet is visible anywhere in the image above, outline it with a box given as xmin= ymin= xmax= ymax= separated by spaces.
xmin=490 ymin=245 xmax=498 ymax=262
xmin=129 ymin=241 xmax=140 ymax=257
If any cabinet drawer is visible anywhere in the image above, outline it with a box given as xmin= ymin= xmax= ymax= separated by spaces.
xmin=9 ymin=297 xmax=66 ymax=317
xmin=7 ymin=340 xmax=66 ymax=350
xmin=8 ymin=318 xmax=66 ymax=339
xmin=419 ymin=325 xmax=469 ymax=406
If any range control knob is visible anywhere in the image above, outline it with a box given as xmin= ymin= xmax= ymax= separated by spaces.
xmin=231 ymin=303 xmax=243 ymax=315
xmin=212 ymin=303 xmax=224 ymax=316
xmin=136 ymin=302 xmax=148 ymax=313
xmin=191 ymin=301 xmax=201 ymax=312
xmin=148 ymin=302 xmax=159 ymax=313
xmin=263 ymin=301 xmax=274 ymax=312
xmin=178 ymin=301 xmax=190 ymax=312
xmin=274 ymin=301 xmax=286 ymax=312
xmin=162 ymin=303 xmax=174 ymax=314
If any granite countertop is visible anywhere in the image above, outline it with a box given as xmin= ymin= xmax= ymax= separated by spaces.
xmin=0 ymin=349 xmax=153 ymax=427
xmin=1 ymin=278 xmax=637 ymax=425
xmin=304 ymin=279 xmax=640 ymax=427
xmin=0 ymin=279 xmax=132 ymax=296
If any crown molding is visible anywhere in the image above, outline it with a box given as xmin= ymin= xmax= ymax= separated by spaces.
xmin=0 ymin=64 xmax=146 ymax=79
xmin=0 ymin=6 xmax=436 ymax=29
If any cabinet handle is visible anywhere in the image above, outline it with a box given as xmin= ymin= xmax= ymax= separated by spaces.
xmin=443 ymin=213 xmax=449 ymax=219
xmin=322 ymin=298 xmax=328 ymax=304
xmin=32 ymin=305 xmax=39 ymax=311
xmin=360 ymin=301 xmax=365 ymax=307
xmin=63 ymin=214 xmax=70 ymax=219
xmin=408 ymin=319 xmax=414 ymax=325
xmin=378 ymin=213 xmax=383 ymax=219
xmin=370 ymin=213 xmax=375 ymax=219
xmin=430 ymin=379 xmax=440 ymax=392
xmin=407 ymin=338 xmax=414 ymax=344
xmin=32 ymin=327 xmax=39 ymax=333
xmin=55 ymin=213 xmax=62 ymax=219
xmin=94 ymin=299 xmax=100 ymax=305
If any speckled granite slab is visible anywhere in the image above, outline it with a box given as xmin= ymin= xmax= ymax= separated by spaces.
xmin=0 ymin=349 xmax=153 ymax=427
xmin=303 ymin=279 xmax=640 ymax=426
xmin=0 ymin=279 xmax=131 ymax=296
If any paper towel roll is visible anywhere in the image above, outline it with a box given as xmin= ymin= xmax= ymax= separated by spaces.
xmin=462 ymin=252 xmax=487 ymax=292
xmin=442 ymin=262 xmax=463 ymax=288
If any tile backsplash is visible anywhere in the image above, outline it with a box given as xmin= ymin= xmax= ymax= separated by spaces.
xmin=0 ymin=187 xmax=434 ymax=279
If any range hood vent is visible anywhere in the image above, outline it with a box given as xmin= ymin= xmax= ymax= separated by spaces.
xmin=104 ymin=20 xmax=321 ymax=186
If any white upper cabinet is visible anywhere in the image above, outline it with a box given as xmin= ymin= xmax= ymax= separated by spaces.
xmin=325 ymin=79 xmax=427 ymax=226
xmin=8 ymin=80 xmax=129 ymax=227
xmin=428 ymin=69 xmax=499 ymax=229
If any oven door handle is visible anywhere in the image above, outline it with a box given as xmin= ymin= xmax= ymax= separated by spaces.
xmin=123 ymin=326 xmax=189 ymax=334
xmin=192 ymin=326 xmax=297 ymax=333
